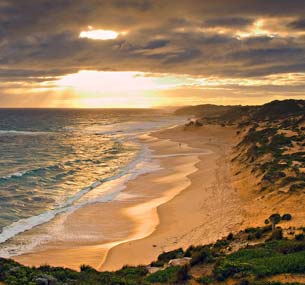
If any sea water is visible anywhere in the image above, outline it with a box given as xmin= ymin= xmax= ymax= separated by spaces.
xmin=0 ymin=108 xmax=183 ymax=256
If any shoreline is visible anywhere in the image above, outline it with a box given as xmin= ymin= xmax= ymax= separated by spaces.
xmin=102 ymin=124 xmax=242 ymax=270
xmin=13 ymin=124 xmax=242 ymax=271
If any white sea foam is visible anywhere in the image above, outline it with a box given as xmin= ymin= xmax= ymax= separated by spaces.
xmin=0 ymin=115 xmax=184 ymax=257
xmin=0 ymin=140 xmax=161 ymax=257
xmin=0 ymin=130 xmax=49 ymax=136
xmin=1 ymin=170 xmax=28 ymax=180
xmin=84 ymin=117 xmax=185 ymax=137
xmin=153 ymin=151 xmax=212 ymax=158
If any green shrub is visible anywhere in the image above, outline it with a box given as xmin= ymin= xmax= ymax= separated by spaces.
xmin=228 ymin=248 xmax=279 ymax=261
xmin=151 ymin=248 xmax=184 ymax=267
xmin=197 ymin=275 xmax=213 ymax=284
xmin=215 ymin=240 xmax=305 ymax=281
xmin=146 ymin=266 xmax=180 ymax=283
xmin=116 ymin=265 xmax=148 ymax=278
xmin=214 ymin=239 xmax=229 ymax=248
xmin=213 ymin=260 xmax=253 ymax=281
xmin=80 ymin=264 xmax=96 ymax=272
xmin=245 ymin=227 xmax=263 ymax=240
xmin=190 ymin=246 xmax=213 ymax=266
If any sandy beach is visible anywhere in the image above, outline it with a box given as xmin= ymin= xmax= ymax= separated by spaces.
xmin=13 ymin=123 xmax=305 ymax=271
xmin=14 ymin=124 xmax=243 ymax=270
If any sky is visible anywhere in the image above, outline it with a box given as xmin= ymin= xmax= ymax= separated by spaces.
xmin=1 ymin=0 xmax=305 ymax=108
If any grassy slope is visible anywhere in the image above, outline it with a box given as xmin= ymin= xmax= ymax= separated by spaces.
xmin=2 ymin=223 xmax=305 ymax=284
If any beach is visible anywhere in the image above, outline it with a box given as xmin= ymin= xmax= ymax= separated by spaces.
xmin=14 ymin=124 xmax=243 ymax=270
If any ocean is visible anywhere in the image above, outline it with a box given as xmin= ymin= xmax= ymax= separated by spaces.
xmin=0 ymin=108 xmax=183 ymax=256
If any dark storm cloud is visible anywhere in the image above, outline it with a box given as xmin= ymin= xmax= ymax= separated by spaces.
xmin=1 ymin=0 xmax=305 ymax=83
xmin=203 ymin=17 xmax=253 ymax=28
xmin=112 ymin=0 xmax=152 ymax=11
xmin=288 ymin=19 xmax=305 ymax=30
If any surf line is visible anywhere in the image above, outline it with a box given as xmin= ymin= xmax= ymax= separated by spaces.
xmin=153 ymin=151 xmax=212 ymax=158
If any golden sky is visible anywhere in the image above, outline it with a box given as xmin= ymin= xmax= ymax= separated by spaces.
xmin=1 ymin=0 xmax=305 ymax=108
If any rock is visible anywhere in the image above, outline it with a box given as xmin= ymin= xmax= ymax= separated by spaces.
xmin=146 ymin=266 xmax=162 ymax=274
xmin=168 ymin=257 xmax=191 ymax=267
xmin=34 ymin=278 xmax=48 ymax=285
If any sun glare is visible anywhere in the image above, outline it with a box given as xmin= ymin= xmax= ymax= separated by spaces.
xmin=57 ymin=71 xmax=160 ymax=92
xmin=56 ymin=71 xmax=166 ymax=108
xmin=235 ymin=19 xmax=276 ymax=39
xmin=79 ymin=26 xmax=126 ymax=40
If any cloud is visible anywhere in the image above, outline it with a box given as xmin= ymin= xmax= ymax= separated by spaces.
xmin=288 ymin=19 xmax=305 ymax=30
xmin=204 ymin=17 xmax=253 ymax=28
xmin=0 ymin=0 xmax=305 ymax=106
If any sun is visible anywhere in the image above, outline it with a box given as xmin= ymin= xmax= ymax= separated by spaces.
xmin=56 ymin=70 xmax=165 ymax=108
xmin=79 ymin=26 xmax=127 ymax=40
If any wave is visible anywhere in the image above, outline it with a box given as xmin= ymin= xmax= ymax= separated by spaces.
xmin=0 ymin=165 xmax=61 ymax=182
xmin=0 ymin=143 xmax=161 ymax=254
xmin=0 ymin=117 xmax=182 ymax=256
xmin=84 ymin=118 xmax=185 ymax=137
xmin=0 ymin=170 xmax=29 ymax=180
xmin=0 ymin=130 xmax=50 ymax=136
xmin=0 ymin=157 xmax=109 ymax=182
xmin=153 ymin=151 xmax=212 ymax=158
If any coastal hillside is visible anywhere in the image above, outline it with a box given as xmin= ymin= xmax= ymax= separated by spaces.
xmin=176 ymin=100 xmax=304 ymax=124
xmin=2 ymin=216 xmax=305 ymax=285
xmin=174 ymin=104 xmax=245 ymax=118
xmin=233 ymin=100 xmax=305 ymax=196
xmin=179 ymin=100 xmax=305 ymax=194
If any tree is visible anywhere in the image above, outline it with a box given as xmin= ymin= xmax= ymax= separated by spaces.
xmin=268 ymin=214 xmax=281 ymax=231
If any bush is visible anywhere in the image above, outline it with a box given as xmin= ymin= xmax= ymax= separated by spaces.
xmin=213 ymin=260 xmax=253 ymax=281
xmin=197 ymin=275 xmax=213 ymax=284
xmin=190 ymin=247 xmax=213 ymax=266
xmin=184 ymin=245 xmax=194 ymax=257
xmin=151 ymin=248 xmax=184 ymax=267
xmin=227 ymin=233 xmax=234 ymax=240
xmin=255 ymin=231 xmax=263 ymax=239
xmin=116 ymin=265 xmax=148 ymax=278
xmin=146 ymin=266 xmax=180 ymax=283
xmin=269 ymin=214 xmax=281 ymax=225
xmin=295 ymin=234 xmax=305 ymax=241
xmin=238 ymin=280 xmax=250 ymax=285
xmin=270 ymin=228 xmax=283 ymax=241
xmin=246 ymin=228 xmax=263 ymax=240
xmin=282 ymin=214 xmax=292 ymax=221
xmin=214 ymin=239 xmax=229 ymax=248
xmin=176 ymin=264 xmax=190 ymax=282
xmin=214 ymin=238 xmax=305 ymax=282
xmin=290 ymin=183 xmax=305 ymax=191
xmin=80 ymin=264 xmax=96 ymax=272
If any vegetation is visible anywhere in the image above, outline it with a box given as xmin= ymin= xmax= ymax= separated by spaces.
xmin=3 ymin=219 xmax=305 ymax=285
xmin=150 ymin=248 xmax=183 ymax=267
xmin=178 ymin=100 xmax=305 ymax=194
xmin=281 ymin=214 xmax=292 ymax=221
